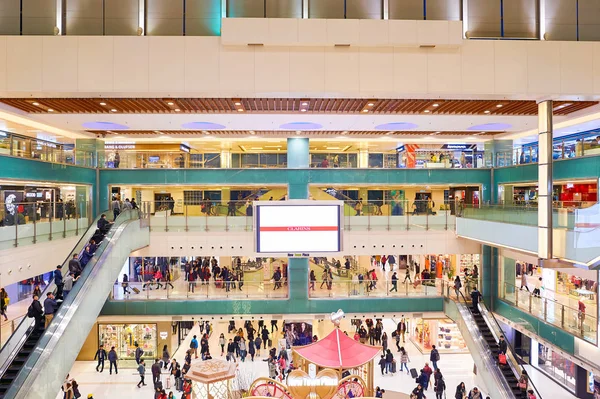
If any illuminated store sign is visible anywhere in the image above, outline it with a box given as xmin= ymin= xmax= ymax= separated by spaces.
xmin=105 ymin=141 xmax=136 ymax=150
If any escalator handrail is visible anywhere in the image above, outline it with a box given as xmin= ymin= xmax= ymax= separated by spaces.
xmin=456 ymin=290 xmax=542 ymax=398
xmin=0 ymin=210 xmax=106 ymax=377
xmin=4 ymin=209 xmax=142 ymax=399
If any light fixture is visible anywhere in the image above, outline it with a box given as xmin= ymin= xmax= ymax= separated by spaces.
xmin=249 ymin=130 xmax=256 ymax=135
xmin=301 ymin=102 xmax=308 ymax=106
xmin=496 ymin=104 xmax=503 ymax=108
xmin=234 ymin=102 xmax=241 ymax=106
xmin=237 ymin=108 xmax=244 ymax=112
xmin=362 ymin=109 xmax=369 ymax=113
xmin=203 ymin=131 xmax=210 ymax=135
xmin=111 ymin=109 xmax=117 ymax=112
xmin=484 ymin=110 xmax=490 ymax=114
xmin=385 ymin=132 xmax=392 ymax=135
xmin=367 ymin=103 xmax=374 ymax=107
xmin=432 ymin=103 xmax=439 ymax=107
xmin=301 ymin=109 xmax=307 ymax=112
xmin=159 ymin=132 xmax=164 ymax=135
xmin=99 ymin=102 xmax=106 ymax=106
xmin=296 ymin=131 xmax=301 ymax=135
xmin=424 ymin=110 xmax=430 ymax=113
xmin=342 ymin=131 xmax=348 ymax=135
xmin=32 ymin=102 xmax=39 ymax=106
xmin=48 ymin=108 xmax=54 ymax=112
xmin=167 ymin=102 xmax=174 ymax=106
xmin=175 ymin=108 xmax=181 ymax=112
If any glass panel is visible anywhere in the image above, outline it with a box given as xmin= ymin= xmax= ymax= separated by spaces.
xmin=309 ymin=0 xmax=344 ymax=19
xmin=65 ymin=0 xmax=103 ymax=35
xmin=545 ymin=0 xmax=577 ymax=41
xmin=346 ymin=0 xmax=382 ymax=19
xmin=186 ymin=0 xmax=222 ymax=36
xmin=266 ymin=0 xmax=302 ymax=18
xmin=467 ymin=0 xmax=501 ymax=37
xmin=504 ymin=0 xmax=538 ymax=38
xmin=22 ymin=0 xmax=57 ymax=35
xmin=104 ymin=0 xmax=139 ymax=35
xmin=426 ymin=0 xmax=461 ymax=21
xmin=147 ymin=0 xmax=184 ymax=36
xmin=227 ymin=0 xmax=264 ymax=18
xmin=389 ymin=0 xmax=423 ymax=20
xmin=0 ymin=0 xmax=21 ymax=35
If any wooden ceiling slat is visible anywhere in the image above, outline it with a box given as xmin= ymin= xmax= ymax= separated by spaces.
xmin=0 ymin=98 xmax=596 ymax=116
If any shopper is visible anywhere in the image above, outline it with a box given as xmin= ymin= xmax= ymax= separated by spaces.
xmin=398 ymin=317 xmax=407 ymax=343
xmin=151 ymin=359 xmax=162 ymax=385
xmin=43 ymin=292 xmax=58 ymax=328
xmin=455 ymin=382 xmax=466 ymax=399
xmin=54 ymin=265 xmax=64 ymax=299
xmin=68 ymin=254 xmax=82 ymax=278
xmin=219 ymin=333 xmax=226 ymax=356
xmin=399 ymin=347 xmax=410 ymax=374
xmin=248 ymin=336 xmax=256 ymax=361
xmin=422 ymin=363 xmax=433 ymax=389
xmin=533 ymin=277 xmax=542 ymax=298
xmin=28 ymin=294 xmax=44 ymax=330
xmin=190 ymin=335 xmax=199 ymax=359
xmin=518 ymin=371 xmax=529 ymax=399
xmin=226 ymin=339 xmax=235 ymax=362
xmin=468 ymin=387 xmax=482 ymax=399
xmin=108 ymin=346 xmax=118 ymax=374
xmin=254 ymin=336 xmax=262 ymax=357
xmin=62 ymin=273 xmax=79 ymax=298
xmin=121 ymin=273 xmax=130 ymax=296
xmin=411 ymin=384 xmax=425 ymax=399
xmin=385 ymin=349 xmax=394 ymax=375
xmin=430 ymin=345 xmax=440 ymax=371
xmin=94 ymin=344 xmax=107 ymax=372
xmin=498 ymin=335 xmax=508 ymax=355
xmin=470 ymin=287 xmax=482 ymax=313
xmin=378 ymin=355 xmax=386 ymax=376
xmin=390 ymin=272 xmax=398 ymax=292
xmin=134 ymin=342 xmax=144 ymax=365
xmin=136 ymin=360 xmax=146 ymax=388
xmin=162 ymin=344 xmax=170 ymax=369
xmin=454 ymin=275 xmax=462 ymax=299
xmin=520 ymin=272 xmax=529 ymax=291
xmin=435 ymin=375 xmax=446 ymax=399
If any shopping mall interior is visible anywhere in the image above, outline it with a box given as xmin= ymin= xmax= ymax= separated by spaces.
xmin=2 ymin=1 xmax=600 ymax=399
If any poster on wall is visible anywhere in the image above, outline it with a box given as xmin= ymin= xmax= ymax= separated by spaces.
xmin=3 ymin=191 xmax=24 ymax=226
xmin=284 ymin=321 xmax=313 ymax=348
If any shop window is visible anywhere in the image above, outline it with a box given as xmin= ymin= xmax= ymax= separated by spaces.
xmin=368 ymin=153 xmax=384 ymax=168
xmin=99 ymin=324 xmax=157 ymax=362
xmin=186 ymin=0 xmax=222 ymax=36
xmin=536 ymin=343 xmax=577 ymax=391
xmin=412 ymin=318 xmax=468 ymax=354
xmin=204 ymin=153 xmax=221 ymax=168
xmin=184 ymin=190 xmax=204 ymax=205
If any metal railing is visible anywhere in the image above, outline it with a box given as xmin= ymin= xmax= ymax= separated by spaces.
xmin=0 ymin=201 xmax=92 ymax=250
xmin=501 ymin=282 xmax=597 ymax=345
xmin=309 ymin=278 xmax=441 ymax=298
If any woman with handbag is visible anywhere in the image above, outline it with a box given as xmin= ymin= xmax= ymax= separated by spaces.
xmin=518 ymin=371 xmax=529 ymax=398
xmin=455 ymin=382 xmax=466 ymax=399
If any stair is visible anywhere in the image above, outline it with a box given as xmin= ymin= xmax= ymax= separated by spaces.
xmin=0 ymin=326 xmax=44 ymax=398
xmin=471 ymin=311 xmax=521 ymax=398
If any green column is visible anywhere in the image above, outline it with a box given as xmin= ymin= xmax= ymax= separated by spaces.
xmin=288 ymin=258 xmax=309 ymax=306
xmin=481 ymin=245 xmax=498 ymax=309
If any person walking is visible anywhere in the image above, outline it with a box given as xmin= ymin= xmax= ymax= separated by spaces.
xmin=384 ymin=349 xmax=394 ymax=375
xmin=309 ymin=270 xmax=316 ymax=291
xmin=381 ymin=332 xmax=388 ymax=353
xmin=219 ymin=333 xmax=226 ymax=356
xmin=151 ymin=359 xmax=161 ymax=385
xmin=137 ymin=360 xmax=146 ymax=388
xmin=454 ymin=275 xmax=462 ymax=299
xmin=520 ymin=272 xmax=529 ymax=291
xmin=378 ymin=355 xmax=386 ymax=376
xmin=468 ymin=387 xmax=482 ymax=399
xmin=0 ymin=288 xmax=8 ymax=321
xmin=43 ymin=292 xmax=58 ymax=328
xmin=398 ymin=317 xmax=407 ymax=343
xmin=54 ymin=265 xmax=64 ymax=299
xmin=162 ymin=345 xmax=170 ymax=369
xmin=94 ymin=344 xmax=107 ymax=372
xmin=389 ymin=272 xmax=398 ymax=292
xmin=134 ymin=342 xmax=144 ymax=365
xmin=435 ymin=375 xmax=446 ymax=399
xmin=430 ymin=345 xmax=440 ymax=371
xmin=399 ymin=347 xmax=410 ymax=374
xmin=248 ymin=337 xmax=256 ymax=361
xmin=403 ymin=268 xmax=412 ymax=283
xmin=121 ymin=273 xmax=130 ymax=296
xmin=190 ymin=335 xmax=199 ymax=359
xmin=108 ymin=346 xmax=118 ymax=374
xmin=470 ymin=287 xmax=482 ymax=313
xmin=254 ymin=336 xmax=262 ymax=357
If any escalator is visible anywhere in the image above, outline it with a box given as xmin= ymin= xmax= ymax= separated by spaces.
xmin=0 ymin=209 xmax=149 ymax=399
xmin=443 ymin=288 xmax=541 ymax=399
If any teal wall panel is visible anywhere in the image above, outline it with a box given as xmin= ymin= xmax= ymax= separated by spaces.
xmin=495 ymin=156 xmax=600 ymax=185
xmin=495 ymin=300 xmax=575 ymax=354
xmin=0 ymin=155 xmax=96 ymax=185
xmin=100 ymin=297 xmax=445 ymax=316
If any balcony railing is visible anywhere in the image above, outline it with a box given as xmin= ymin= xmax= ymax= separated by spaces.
xmin=0 ymin=201 xmax=92 ymax=250
xmin=501 ymin=282 xmax=597 ymax=345
xmin=132 ymin=199 xmax=458 ymax=232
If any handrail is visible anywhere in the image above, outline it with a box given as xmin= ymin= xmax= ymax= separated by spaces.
xmin=457 ymin=290 xmax=542 ymax=399
xmin=0 ymin=210 xmax=108 ymax=379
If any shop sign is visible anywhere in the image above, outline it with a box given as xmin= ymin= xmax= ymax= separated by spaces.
xmin=396 ymin=145 xmax=406 ymax=152
xmin=180 ymin=144 xmax=191 ymax=153
xmin=105 ymin=141 xmax=136 ymax=150
xmin=36 ymin=140 xmax=57 ymax=148
xmin=160 ymin=331 xmax=168 ymax=340
xmin=442 ymin=144 xmax=472 ymax=150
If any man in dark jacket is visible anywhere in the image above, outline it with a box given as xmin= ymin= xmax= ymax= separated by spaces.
xmin=498 ymin=335 xmax=508 ymax=355
xmin=430 ymin=345 xmax=440 ymax=371
xmin=53 ymin=265 xmax=64 ymax=299
xmin=68 ymin=254 xmax=82 ymax=277
xmin=97 ymin=213 xmax=112 ymax=234
xmin=30 ymin=294 xmax=44 ymax=330
xmin=135 ymin=342 xmax=144 ymax=365
xmin=151 ymin=359 xmax=161 ymax=385
xmin=94 ymin=345 xmax=107 ymax=372
xmin=108 ymin=346 xmax=118 ymax=374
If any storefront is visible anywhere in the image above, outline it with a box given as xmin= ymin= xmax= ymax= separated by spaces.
xmin=410 ymin=253 xmax=479 ymax=282
xmin=499 ymin=180 xmax=598 ymax=208
xmin=532 ymin=340 xmax=577 ymax=392
xmin=98 ymin=323 xmax=158 ymax=361
xmin=411 ymin=318 xmax=468 ymax=354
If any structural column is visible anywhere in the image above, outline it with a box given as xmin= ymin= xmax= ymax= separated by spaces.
xmin=537 ymin=100 xmax=553 ymax=260
xmin=286 ymin=137 xmax=310 ymax=302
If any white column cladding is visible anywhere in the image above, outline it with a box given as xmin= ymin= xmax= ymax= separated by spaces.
xmin=538 ymin=100 xmax=553 ymax=260
xmin=56 ymin=0 xmax=63 ymax=35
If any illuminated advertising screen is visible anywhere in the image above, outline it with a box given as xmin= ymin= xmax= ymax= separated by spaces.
xmin=255 ymin=201 xmax=342 ymax=254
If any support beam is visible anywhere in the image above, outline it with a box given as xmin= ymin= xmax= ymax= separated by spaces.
xmin=537 ymin=100 xmax=553 ymax=260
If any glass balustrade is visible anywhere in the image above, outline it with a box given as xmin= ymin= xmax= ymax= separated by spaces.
xmin=501 ymin=282 xmax=597 ymax=345
xmin=0 ymin=201 xmax=92 ymax=250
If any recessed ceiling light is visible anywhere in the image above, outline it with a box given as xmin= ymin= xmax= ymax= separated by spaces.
xmin=32 ymin=102 xmax=39 ymax=106
xmin=432 ymin=103 xmax=439 ymax=107
xmin=110 ymin=109 xmax=117 ymax=112
xmin=342 ymin=131 xmax=348 ymax=135
xmin=99 ymin=102 xmax=106 ymax=106
xmin=249 ymin=131 xmax=256 ymax=135
xmin=385 ymin=132 xmax=392 ymax=135
xmin=296 ymin=131 xmax=301 ymax=135
xmin=237 ymin=108 xmax=244 ymax=112
xmin=159 ymin=132 xmax=164 ymax=135
xmin=175 ymin=108 xmax=181 ymax=112
xmin=496 ymin=104 xmax=503 ymax=108
xmin=424 ymin=110 xmax=430 ymax=113
xmin=167 ymin=102 xmax=174 ymax=106
xmin=203 ymin=131 xmax=210 ymax=135
xmin=106 ymin=131 xmax=112 ymax=133
xmin=301 ymin=109 xmax=307 ymax=112
xmin=234 ymin=102 xmax=241 ymax=106
xmin=484 ymin=110 xmax=490 ymax=114
xmin=367 ymin=103 xmax=374 ymax=107
xmin=301 ymin=102 xmax=308 ymax=106
xmin=48 ymin=109 xmax=54 ymax=112
xmin=480 ymin=131 xmax=486 ymax=134
xmin=362 ymin=109 xmax=369 ymax=113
